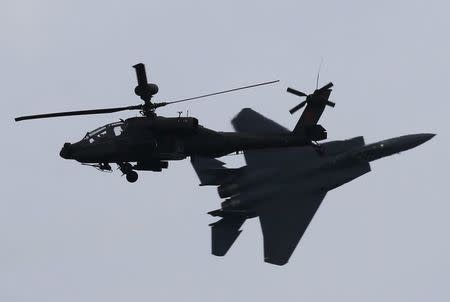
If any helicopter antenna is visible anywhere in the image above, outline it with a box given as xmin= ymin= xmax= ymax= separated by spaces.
xmin=316 ymin=57 xmax=323 ymax=90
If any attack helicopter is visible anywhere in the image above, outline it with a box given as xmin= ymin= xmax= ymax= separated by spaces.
xmin=15 ymin=63 xmax=335 ymax=182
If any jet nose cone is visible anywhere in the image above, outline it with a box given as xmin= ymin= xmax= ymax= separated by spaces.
xmin=420 ymin=133 xmax=436 ymax=142
xmin=399 ymin=133 xmax=436 ymax=151
xmin=411 ymin=133 xmax=436 ymax=147
xmin=60 ymin=142 xmax=72 ymax=159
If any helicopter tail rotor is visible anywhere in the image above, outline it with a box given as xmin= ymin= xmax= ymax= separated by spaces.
xmin=287 ymin=82 xmax=335 ymax=115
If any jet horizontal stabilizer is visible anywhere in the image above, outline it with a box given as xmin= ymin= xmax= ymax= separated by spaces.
xmin=210 ymin=217 xmax=246 ymax=256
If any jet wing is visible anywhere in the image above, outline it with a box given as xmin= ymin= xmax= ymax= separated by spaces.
xmin=257 ymin=192 xmax=327 ymax=265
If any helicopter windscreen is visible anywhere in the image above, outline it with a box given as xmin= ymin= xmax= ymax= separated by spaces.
xmin=82 ymin=121 xmax=125 ymax=143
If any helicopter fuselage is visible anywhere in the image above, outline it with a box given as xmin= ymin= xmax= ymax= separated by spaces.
xmin=14 ymin=62 xmax=333 ymax=182
xmin=59 ymin=116 xmax=317 ymax=168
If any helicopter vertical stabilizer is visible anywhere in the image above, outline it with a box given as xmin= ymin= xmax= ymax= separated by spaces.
xmin=287 ymin=82 xmax=335 ymax=139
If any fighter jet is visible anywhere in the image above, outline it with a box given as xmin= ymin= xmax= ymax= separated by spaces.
xmin=191 ymin=108 xmax=435 ymax=265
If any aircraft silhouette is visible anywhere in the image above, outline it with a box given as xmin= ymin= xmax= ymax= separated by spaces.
xmin=15 ymin=63 xmax=334 ymax=182
xmin=192 ymin=108 xmax=435 ymax=265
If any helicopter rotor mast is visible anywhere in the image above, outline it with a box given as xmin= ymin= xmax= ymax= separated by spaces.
xmin=132 ymin=63 xmax=159 ymax=116
xmin=14 ymin=63 xmax=279 ymax=122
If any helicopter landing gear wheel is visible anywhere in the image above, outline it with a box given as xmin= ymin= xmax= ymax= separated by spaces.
xmin=118 ymin=162 xmax=138 ymax=183
xmin=126 ymin=171 xmax=138 ymax=183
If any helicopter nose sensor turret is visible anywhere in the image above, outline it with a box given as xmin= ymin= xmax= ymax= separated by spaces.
xmin=59 ymin=143 xmax=72 ymax=159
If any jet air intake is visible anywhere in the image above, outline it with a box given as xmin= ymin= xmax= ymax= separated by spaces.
xmin=218 ymin=183 xmax=240 ymax=198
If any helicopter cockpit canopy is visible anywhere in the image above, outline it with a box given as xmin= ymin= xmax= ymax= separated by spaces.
xmin=82 ymin=121 xmax=125 ymax=143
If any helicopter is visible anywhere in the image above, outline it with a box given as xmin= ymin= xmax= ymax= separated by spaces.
xmin=15 ymin=63 xmax=335 ymax=182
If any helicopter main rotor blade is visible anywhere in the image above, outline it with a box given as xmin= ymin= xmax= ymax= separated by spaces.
xmin=289 ymin=100 xmax=308 ymax=114
xmin=164 ymin=80 xmax=280 ymax=105
xmin=15 ymin=105 xmax=142 ymax=122
xmin=286 ymin=87 xmax=308 ymax=97
xmin=15 ymin=79 xmax=280 ymax=121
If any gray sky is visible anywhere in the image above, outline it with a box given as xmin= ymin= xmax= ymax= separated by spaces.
xmin=2 ymin=0 xmax=449 ymax=301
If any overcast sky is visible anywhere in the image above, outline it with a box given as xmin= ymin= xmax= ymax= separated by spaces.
xmin=2 ymin=0 xmax=449 ymax=301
